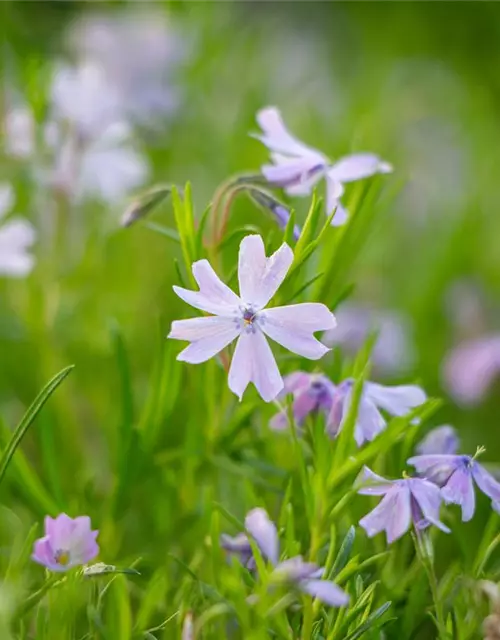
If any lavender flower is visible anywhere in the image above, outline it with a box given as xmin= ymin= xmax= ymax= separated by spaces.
xmin=253 ymin=107 xmax=392 ymax=225
xmin=416 ymin=425 xmax=460 ymax=456
xmin=328 ymin=379 xmax=427 ymax=446
xmin=270 ymin=371 xmax=336 ymax=431
xmin=221 ymin=508 xmax=348 ymax=607
xmin=0 ymin=184 xmax=35 ymax=277
xmin=407 ymin=450 xmax=500 ymax=521
xmin=168 ymin=235 xmax=336 ymax=402
xmin=442 ymin=335 xmax=500 ymax=406
xmin=357 ymin=467 xmax=450 ymax=544
xmin=322 ymin=302 xmax=415 ymax=376
xmin=32 ymin=514 xmax=99 ymax=572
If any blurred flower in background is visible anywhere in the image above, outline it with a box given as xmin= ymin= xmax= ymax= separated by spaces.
xmin=68 ymin=10 xmax=185 ymax=127
xmin=0 ymin=184 xmax=36 ymax=277
xmin=324 ymin=302 xmax=415 ymax=377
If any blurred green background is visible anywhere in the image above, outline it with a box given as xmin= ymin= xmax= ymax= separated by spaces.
xmin=1 ymin=2 xmax=500 ymax=635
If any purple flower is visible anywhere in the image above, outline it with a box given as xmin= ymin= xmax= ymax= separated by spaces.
xmin=270 ymin=371 xmax=336 ymax=431
xmin=168 ymin=235 xmax=336 ymax=402
xmin=416 ymin=425 xmax=460 ymax=456
xmin=221 ymin=508 xmax=348 ymax=607
xmin=357 ymin=467 xmax=450 ymax=544
xmin=253 ymin=107 xmax=392 ymax=226
xmin=407 ymin=451 xmax=500 ymax=521
xmin=328 ymin=379 xmax=427 ymax=446
xmin=32 ymin=514 xmax=99 ymax=572
xmin=442 ymin=335 xmax=500 ymax=406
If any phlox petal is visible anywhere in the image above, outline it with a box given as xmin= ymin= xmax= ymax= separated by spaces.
xmin=364 ymin=382 xmax=426 ymax=416
xmin=359 ymin=485 xmax=411 ymax=543
xmin=472 ymin=463 xmax=500 ymax=504
xmin=301 ymin=579 xmax=349 ymax=607
xmin=353 ymin=397 xmax=386 ymax=446
xmin=245 ymin=508 xmax=279 ymax=565
xmin=329 ymin=153 xmax=393 ymax=183
xmin=409 ymin=478 xmax=451 ymax=531
xmin=262 ymin=303 xmax=335 ymax=360
xmin=441 ymin=469 xmax=475 ymax=521
xmin=170 ymin=317 xmax=239 ymax=364
xmin=357 ymin=466 xmax=394 ymax=496
xmin=255 ymin=107 xmax=325 ymax=160
xmin=238 ymin=236 xmax=293 ymax=309
xmin=229 ymin=331 xmax=283 ymax=402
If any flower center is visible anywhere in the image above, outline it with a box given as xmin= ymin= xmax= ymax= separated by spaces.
xmin=54 ymin=549 xmax=71 ymax=566
xmin=242 ymin=308 xmax=256 ymax=325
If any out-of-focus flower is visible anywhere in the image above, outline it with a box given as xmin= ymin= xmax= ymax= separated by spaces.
xmin=328 ymin=379 xmax=427 ymax=446
xmin=253 ymin=107 xmax=392 ymax=225
xmin=442 ymin=336 xmax=500 ymax=406
xmin=323 ymin=303 xmax=415 ymax=376
xmin=357 ymin=467 xmax=450 ymax=544
xmin=416 ymin=425 xmax=459 ymax=456
xmin=181 ymin=612 xmax=194 ymax=640
xmin=168 ymin=235 xmax=335 ymax=402
xmin=4 ymin=106 xmax=35 ymax=159
xmin=69 ymin=11 xmax=184 ymax=126
xmin=270 ymin=371 xmax=336 ymax=431
xmin=51 ymin=62 xmax=121 ymax=138
xmin=221 ymin=508 xmax=348 ymax=607
xmin=0 ymin=184 xmax=35 ymax=277
xmin=248 ymin=188 xmax=300 ymax=240
xmin=32 ymin=514 xmax=99 ymax=572
xmin=407 ymin=450 xmax=500 ymax=521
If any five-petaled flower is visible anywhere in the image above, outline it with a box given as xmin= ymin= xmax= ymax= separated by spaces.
xmin=32 ymin=513 xmax=99 ymax=572
xmin=221 ymin=508 xmax=349 ymax=607
xmin=168 ymin=235 xmax=336 ymax=402
xmin=327 ymin=379 xmax=427 ymax=446
xmin=253 ymin=106 xmax=392 ymax=226
xmin=357 ymin=467 xmax=450 ymax=544
xmin=407 ymin=450 xmax=500 ymax=521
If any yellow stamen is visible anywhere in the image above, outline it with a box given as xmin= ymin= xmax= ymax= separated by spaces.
xmin=55 ymin=550 xmax=70 ymax=566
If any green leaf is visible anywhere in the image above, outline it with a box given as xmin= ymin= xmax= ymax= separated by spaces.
xmin=331 ymin=526 xmax=356 ymax=578
xmin=343 ymin=601 xmax=392 ymax=640
xmin=0 ymin=365 xmax=74 ymax=489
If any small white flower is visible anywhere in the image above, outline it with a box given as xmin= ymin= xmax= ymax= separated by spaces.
xmin=0 ymin=184 xmax=36 ymax=277
xmin=253 ymin=106 xmax=392 ymax=226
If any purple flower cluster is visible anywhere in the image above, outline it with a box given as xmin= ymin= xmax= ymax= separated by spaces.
xmin=221 ymin=508 xmax=349 ymax=608
xmin=357 ymin=441 xmax=500 ymax=544
xmin=270 ymin=371 xmax=427 ymax=446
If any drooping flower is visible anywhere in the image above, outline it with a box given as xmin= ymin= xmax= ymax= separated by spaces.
xmin=0 ymin=184 xmax=36 ymax=277
xmin=32 ymin=513 xmax=99 ymax=572
xmin=442 ymin=335 xmax=500 ymax=407
xmin=407 ymin=450 xmax=500 ymax=521
xmin=327 ymin=379 xmax=427 ymax=446
xmin=323 ymin=302 xmax=415 ymax=376
xmin=357 ymin=467 xmax=450 ymax=544
xmin=221 ymin=508 xmax=348 ymax=607
xmin=248 ymin=188 xmax=300 ymax=240
xmin=253 ymin=107 xmax=392 ymax=226
xmin=270 ymin=371 xmax=336 ymax=431
xmin=168 ymin=235 xmax=336 ymax=402
xmin=416 ymin=425 xmax=460 ymax=456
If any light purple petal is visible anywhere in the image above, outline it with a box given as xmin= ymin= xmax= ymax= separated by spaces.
xmin=228 ymin=331 xmax=283 ymax=402
xmin=409 ymin=478 xmax=451 ymax=531
xmin=32 ymin=537 xmax=59 ymax=571
xmin=262 ymin=303 xmax=335 ymax=360
xmin=359 ymin=485 xmax=411 ymax=544
xmin=364 ymin=382 xmax=426 ymax=417
xmin=357 ymin=466 xmax=394 ymax=496
xmin=262 ymin=157 xmax=323 ymax=190
xmin=473 ymin=463 xmax=500 ymax=504
xmin=440 ymin=468 xmax=475 ymax=521
xmin=407 ymin=454 xmax=460 ymax=486
xmin=279 ymin=371 xmax=311 ymax=397
xmin=238 ymin=236 xmax=293 ymax=309
xmin=270 ymin=386 xmax=318 ymax=431
xmin=274 ymin=556 xmax=319 ymax=582
xmin=301 ymin=579 xmax=349 ymax=607
xmin=245 ymin=508 xmax=279 ymax=565
xmin=169 ymin=316 xmax=240 ymax=364
xmin=329 ymin=153 xmax=393 ymax=183
xmin=45 ymin=513 xmax=74 ymax=551
xmin=416 ymin=425 xmax=460 ymax=456
xmin=172 ymin=260 xmax=241 ymax=316
xmin=352 ymin=397 xmax=386 ymax=446
xmin=330 ymin=201 xmax=349 ymax=227
xmin=255 ymin=107 xmax=326 ymax=160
